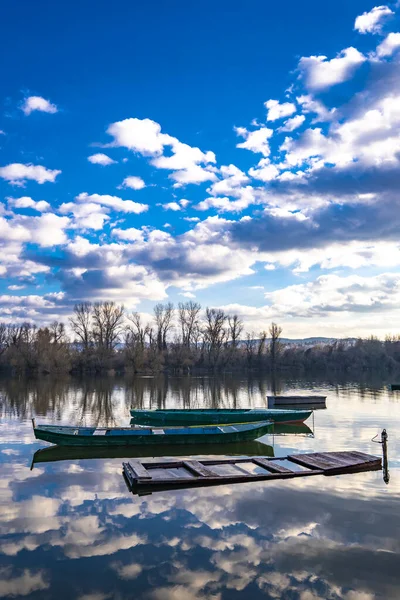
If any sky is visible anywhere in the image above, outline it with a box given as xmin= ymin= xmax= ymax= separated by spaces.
xmin=2 ymin=0 xmax=400 ymax=338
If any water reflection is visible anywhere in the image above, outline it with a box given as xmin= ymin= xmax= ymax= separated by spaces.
xmin=0 ymin=374 xmax=399 ymax=599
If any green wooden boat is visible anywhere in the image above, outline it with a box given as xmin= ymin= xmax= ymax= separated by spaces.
xmin=32 ymin=419 xmax=274 ymax=447
xmin=129 ymin=408 xmax=312 ymax=426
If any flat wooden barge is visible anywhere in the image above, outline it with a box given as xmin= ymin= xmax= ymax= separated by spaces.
xmin=123 ymin=451 xmax=381 ymax=494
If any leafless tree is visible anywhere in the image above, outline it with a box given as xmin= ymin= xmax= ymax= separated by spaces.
xmin=228 ymin=314 xmax=243 ymax=348
xmin=69 ymin=303 xmax=93 ymax=350
xmin=178 ymin=301 xmax=201 ymax=347
xmin=92 ymin=302 xmax=125 ymax=350
xmin=269 ymin=322 xmax=283 ymax=370
xmin=50 ymin=321 xmax=67 ymax=344
xmin=127 ymin=312 xmax=150 ymax=350
xmin=153 ymin=302 xmax=174 ymax=351
xmin=257 ymin=330 xmax=267 ymax=357
xmin=0 ymin=323 xmax=7 ymax=356
xmin=204 ymin=308 xmax=227 ymax=366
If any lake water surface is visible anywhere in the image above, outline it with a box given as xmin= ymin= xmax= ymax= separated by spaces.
xmin=0 ymin=374 xmax=399 ymax=599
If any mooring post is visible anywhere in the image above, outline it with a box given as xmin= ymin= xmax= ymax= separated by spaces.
xmin=31 ymin=417 xmax=36 ymax=430
xmin=382 ymin=429 xmax=389 ymax=485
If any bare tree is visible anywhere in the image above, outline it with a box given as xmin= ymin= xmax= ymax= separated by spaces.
xmin=0 ymin=323 xmax=7 ymax=356
xmin=127 ymin=312 xmax=150 ymax=350
xmin=178 ymin=301 xmax=201 ymax=347
xmin=257 ymin=331 xmax=267 ymax=357
xmin=269 ymin=322 xmax=283 ymax=370
xmin=153 ymin=302 xmax=174 ymax=351
xmin=50 ymin=321 xmax=67 ymax=345
xmin=228 ymin=314 xmax=243 ymax=348
xmin=92 ymin=302 xmax=125 ymax=350
xmin=204 ymin=308 xmax=227 ymax=367
xmin=70 ymin=303 xmax=93 ymax=350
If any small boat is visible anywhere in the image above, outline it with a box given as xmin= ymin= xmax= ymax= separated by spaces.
xmin=31 ymin=418 xmax=274 ymax=447
xmin=31 ymin=440 xmax=274 ymax=467
xmin=129 ymin=408 xmax=312 ymax=426
xmin=268 ymin=395 xmax=326 ymax=408
xmin=123 ymin=451 xmax=382 ymax=495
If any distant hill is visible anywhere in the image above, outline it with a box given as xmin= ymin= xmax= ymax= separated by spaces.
xmin=239 ymin=337 xmax=357 ymax=347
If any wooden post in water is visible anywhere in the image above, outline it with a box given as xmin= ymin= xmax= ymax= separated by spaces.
xmin=382 ymin=429 xmax=389 ymax=485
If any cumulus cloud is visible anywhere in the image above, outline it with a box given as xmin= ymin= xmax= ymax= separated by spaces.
xmin=59 ymin=202 xmax=110 ymax=230
xmin=7 ymin=196 xmax=51 ymax=212
xmin=161 ymin=202 xmax=181 ymax=211
xmin=298 ymin=47 xmax=366 ymax=90
xmin=106 ymin=117 xmax=216 ymax=185
xmin=75 ymin=192 xmax=148 ymax=214
xmin=0 ymin=163 xmax=61 ymax=186
xmin=279 ymin=114 xmax=305 ymax=132
xmin=120 ymin=176 xmax=145 ymax=189
xmin=376 ymin=32 xmax=400 ymax=57
xmin=21 ymin=96 xmax=58 ymax=115
xmin=87 ymin=153 xmax=116 ymax=166
xmin=234 ymin=126 xmax=273 ymax=157
xmin=354 ymin=5 xmax=393 ymax=34
xmin=265 ymin=99 xmax=296 ymax=121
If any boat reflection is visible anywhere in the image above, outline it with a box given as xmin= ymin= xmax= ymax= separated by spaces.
xmin=30 ymin=439 xmax=274 ymax=468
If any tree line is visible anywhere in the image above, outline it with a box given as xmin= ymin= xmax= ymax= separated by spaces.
xmin=1 ymin=300 xmax=400 ymax=376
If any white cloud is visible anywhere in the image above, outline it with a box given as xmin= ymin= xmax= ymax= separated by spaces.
xmin=265 ymin=99 xmax=296 ymax=121
xmin=297 ymin=95 xmax=335 ymax=122
xmin=59 ymin=202 xmax=110 ymax=230
xmin=208 ymin=164 xmax=250 ymax=196
xmin=235 ymin=126 xmax=273 ymax=157
xmin=87 ymin=153 xmax=116 ymax=166
xmin=75 ymin=192 xmax=148 ymax=214
xmin=194 ymin=196 xmax=252 ymax=213
xmin=376 ymin=32 xmax=400 ymax=57
xmin=161 ymin=202 xmax=181 ymax=211
xmin=184 ymin=217 xmax=200 ymax=222
xmin=0 ymin=568 xmax=49 ymax=597
xmin=112 ymin=228 xmax=145 ymax=242
xmin=107 ymin=117 xmax=216 ymax=185
xmin=279 ymin=114 xmax=306 ymax=132
xmin=120 ymin=176 xmax=145 ymax=189
xmin=21 ymin=96 xmax=58 ymax=115
xmin=298 ymin=47 xmax=365 ymax=90
xmin=8 ymin=196 xmax=51 ymax=212
xmin=354 ymin=5 xmax=393 ymax=34
xmin=248 ymin=159 xmax=280 ymax=182
xmin=0 ymin=163 xmax=61 ymax=186
xmin=107 ymin=117 xmax=166 ymax=156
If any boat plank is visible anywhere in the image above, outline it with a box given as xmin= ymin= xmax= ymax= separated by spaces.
xmin=128 ymin=460 xmax=152 ymax=480
xmin=182 ymin=460 xmax=218 ymax=478
xmin=288 ymin=451 xmax=379 ymax=471
xmin=253 ymin=457 xmax=293 ymax=473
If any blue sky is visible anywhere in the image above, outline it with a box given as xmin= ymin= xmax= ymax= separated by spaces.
xmin=1 ymin=0 xmax=400 ymax=337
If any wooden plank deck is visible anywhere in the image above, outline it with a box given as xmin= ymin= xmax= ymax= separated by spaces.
xmin=122 ymin=451 xmax=381 ymax=494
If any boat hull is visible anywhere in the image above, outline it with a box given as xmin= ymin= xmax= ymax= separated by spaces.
xmin=129 ymin=408 xmax=311 ymax=426
xmin=33 ymin=421 xmax=274 ymax=447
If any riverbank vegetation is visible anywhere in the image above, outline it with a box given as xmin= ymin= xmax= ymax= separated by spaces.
xmin=0 ymin=301 xmax=399 ymax=376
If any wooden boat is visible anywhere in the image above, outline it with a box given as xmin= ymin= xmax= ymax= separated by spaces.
xmin=268 ymin=395 xmax=326 ymax=408
xmin=32 ymin=418 xmax=274 ymax=447
xmin=129 ymin=407 xmax=312 ymax=426
xmin=31 ymin=440 xmax=274 ymax=467
xmin=123 ymin=451 xmax=381 ymax=495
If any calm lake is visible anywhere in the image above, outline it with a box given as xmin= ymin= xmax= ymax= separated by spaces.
xmin=0 ymin=374 xmax=399 ymax=599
